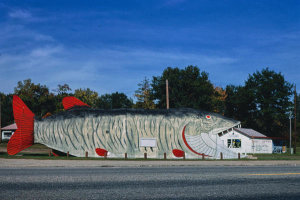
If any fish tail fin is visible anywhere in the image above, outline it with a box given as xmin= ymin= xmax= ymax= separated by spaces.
xmin=7 ymin=95 xmax=35 ymax=155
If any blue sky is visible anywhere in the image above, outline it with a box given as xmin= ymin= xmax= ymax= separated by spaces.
xmin=0 ymin=0 xmax=299 ymax=98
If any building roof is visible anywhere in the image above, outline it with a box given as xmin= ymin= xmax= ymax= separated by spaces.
xmin=1 ymin=123 xmax=17 ymax=130
xmin=233 ymin=128 xmax=269 ymax=139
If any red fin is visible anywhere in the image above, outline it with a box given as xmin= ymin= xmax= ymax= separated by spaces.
xmin=62 ymin=97 xmax=90 ymax=110
xmin=172 ymin=149 xmax=185 ymax=157
xmin=95 ymin=148 xmax=108 ymax=157
xmin=7 ymin=95 xmax=35 ymax=155
xmin=52 ymin=152 xmax=59 ymax=157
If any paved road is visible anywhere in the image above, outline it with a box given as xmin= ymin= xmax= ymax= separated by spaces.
xmin=1 ymin=166 xmax=300 ymax=200
xmin=1 ymin=158 xmax=300 ymax=168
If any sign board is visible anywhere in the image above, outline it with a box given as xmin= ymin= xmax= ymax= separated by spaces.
xmin=140 ymin=138 xmax=157 ymax=147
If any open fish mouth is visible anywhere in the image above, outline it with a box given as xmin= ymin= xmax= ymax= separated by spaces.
xmin=182 ymin=125 xmax=206 ymax=156
xmin=182 ymin=123 xmax=240 ymax=157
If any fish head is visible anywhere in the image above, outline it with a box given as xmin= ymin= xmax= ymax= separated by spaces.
xmin=184 ymin=111 xmax=240 ymax=136
xmin=181 ymin=110 xmax=240 ymax=157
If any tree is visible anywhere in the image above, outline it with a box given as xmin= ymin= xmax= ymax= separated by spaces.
xmin=0 ymin=93 xmax=13 ymax=127
xmin=134 ymin=77 xmax=156 ymax=109
xmin=294 ymin=92 xmax=299 ymax=145
xmin=97 ymin=92 xmax=133 ymax=109
xmin=54 ymin=84 xmax=72 ymax=95
xmin=14 ymin=79 xmax=56 ymax=117
xmin=245 ymin=68 xmax=293 ymax=137
xmin=53 ymin=84 xmax=72 ymax=112
xmin=225 ymin=68 xmax=293 ymax=137
xmin=74 ymin=88 xmax=98 ymax=108
xmin=152 ymin=65 xmax=215 ymax=110
xmin=225 ymin=85 xmax=256 ymax=128
xmin=212 ymin=86 xmax=227 ymax=115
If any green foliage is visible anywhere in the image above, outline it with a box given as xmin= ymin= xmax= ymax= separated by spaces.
xmin=0 ymin=93 xmax=13 ymax=126
xmin=14 ymin=79 xmax=56 ymax=117
xmin=152 ymin=65 xmax=214 ymax=111
xmin=0 ymin=67 xmax=296 ymax=141
xmin=53 ymin=84 xmax=73 ymax=112
xmin=97 ymin=92 xmax=133 ymax=109
xmin=134 ymin=77 xmax=156 ymax=109
xmin=74 ymin=88 xmax=98 ymax=108
xmin=296 ymin=94 xmax=300 ymax=143
xmin=225 ymin=68 xmax=293 ymax=137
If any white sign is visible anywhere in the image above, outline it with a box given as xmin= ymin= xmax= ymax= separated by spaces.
xmin=140 ymin=138 xmax=157 ymax=147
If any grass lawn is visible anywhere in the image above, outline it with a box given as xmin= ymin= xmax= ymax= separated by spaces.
xmin=253 ymin=148 xmax=300 ymax=160
xmin=1 ymin=142 xmax=300 ymax=160
xmin=0 ymin=143 xmax=49 ymax=149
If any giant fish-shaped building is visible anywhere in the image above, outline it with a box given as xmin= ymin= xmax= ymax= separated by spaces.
xmin=8 ymin=95 xmax=241 ymax=159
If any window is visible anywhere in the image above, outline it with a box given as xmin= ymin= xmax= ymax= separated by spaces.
xmin=227 ymin=139 xmax=241 ymax=148
xmin=3 ymin=131 xmax=13 ymax=137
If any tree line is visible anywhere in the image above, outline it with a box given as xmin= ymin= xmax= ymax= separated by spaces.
xmin=0 ymin=66 xmax=299 ymax=139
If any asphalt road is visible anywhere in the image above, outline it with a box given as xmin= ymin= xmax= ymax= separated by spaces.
xmin=1 ymin=166 xmax=300 ymax=200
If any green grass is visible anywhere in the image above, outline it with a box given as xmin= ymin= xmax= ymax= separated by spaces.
xmin=0 ymin=152 xmax=299 ymax=161
xmin=253 ymin=148 xmax=300 ymax=160
xmin=1 ymin=143 xmax=300 ymax=161
xmin=0 ymin=152 xmax=203 ymax=161
xmin=0 ymin=143 xmax=49 ymax=149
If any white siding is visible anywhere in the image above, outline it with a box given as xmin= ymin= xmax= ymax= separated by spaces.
xmin=219 ymin=129 xmax=272 ymax=154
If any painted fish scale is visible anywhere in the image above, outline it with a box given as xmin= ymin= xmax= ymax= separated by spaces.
xmin=34 ymin=109 xmax=186 ymax=158
xmin=10 ymin=96 xmax=241 ymax=159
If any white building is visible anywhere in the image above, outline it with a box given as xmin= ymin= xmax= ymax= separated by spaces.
xmin=1 ymin=123 xmax=17 ymax=141
xmin=219 ymin=128 xmax=273 ymax=154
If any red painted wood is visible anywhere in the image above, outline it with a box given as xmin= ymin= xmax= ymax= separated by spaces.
xmin=62 ymin=97 xmax=90 ymax=110
xmin=52 ymin=152 xmax=59 ymax=157
xmin=7 ymin=95 xmax=35 ymax=155
xmin=95 ymin=148 xmax=108 ymax=157
xmin=172 ymin=149 xmax=185 ymax=157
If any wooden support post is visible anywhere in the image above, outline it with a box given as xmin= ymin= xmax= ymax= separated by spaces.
xmin=125 ymin=153 xmax=127 ymax=160
xmin=294 ymin=85 xmax=297 ymax=154
xmin=238 ymin=153 xmax=240 ymax=159
xmin=104 ymin=152 xmax=107 ymax=159
xmin=166 ymin=79 xmax=169 ymax=109
xmin=202 ymin=154 xmax=205 ymax=160
xmin=164 ymin=153 xmax=167 ymax=160
xmin=67 ymin=151 xmax=69 ymax=158
xmin=220 ymin=152 xmax=223 ymax=160
xmin=0 ymin=96 xmax=1 ymax=144
xmin=85 ymin=151 xmax=88 ymax=158
xmin=144 ymin=153 xmax=147 ymax=159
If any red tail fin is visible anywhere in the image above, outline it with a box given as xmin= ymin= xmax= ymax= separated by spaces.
xmin=7 ymin=95 xmax=35 ymax=155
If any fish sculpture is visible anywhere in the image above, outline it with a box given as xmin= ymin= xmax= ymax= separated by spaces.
xmin=8 ymin=95 xmax=241 ymax=159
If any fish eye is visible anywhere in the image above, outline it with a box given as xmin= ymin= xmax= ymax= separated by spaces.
xmin=206 ymin=115 xmax=211 ymax=119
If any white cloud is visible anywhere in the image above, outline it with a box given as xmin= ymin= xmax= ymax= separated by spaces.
xmin=1 ymin=10 xmax=299 ymax=96
xmin=9 ymin=9 xmax=32 ymax=20
xmin=0 ymin=40 xmax=238 ymax=96
xmin=30 ymin=46 xmax=63 ymax=57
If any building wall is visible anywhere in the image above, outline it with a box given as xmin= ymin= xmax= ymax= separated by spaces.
xmin=252 ymin=139 xmax=273 ymax=154
xmin=219 ymin=130 xmax=273 ymax=154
